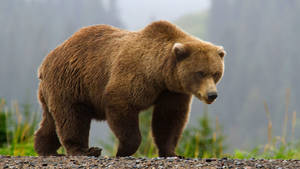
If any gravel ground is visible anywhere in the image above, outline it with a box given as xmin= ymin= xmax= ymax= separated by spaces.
xmin=1 ymin=155 xmax=299 ymax=169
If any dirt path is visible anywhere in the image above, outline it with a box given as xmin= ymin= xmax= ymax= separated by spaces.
xmin=1 ymin=155 xmax=299 ymax=168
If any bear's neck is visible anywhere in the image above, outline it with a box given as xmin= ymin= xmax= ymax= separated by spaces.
xmin=138 ymin=41 xmax=184 ymax=94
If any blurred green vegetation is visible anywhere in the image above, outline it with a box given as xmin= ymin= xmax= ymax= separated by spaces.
xmin=0 ymin=98 xmax=38 ymax=156
xmin=0 ymin=100 xmax=8 ymax=147
xmin=176 ymin=106 xmax=225 ymax=158
xmin=0 ymin=96 xmax=300 ymax=159
xmin=232 ymin=143 xmax=300 ymax=160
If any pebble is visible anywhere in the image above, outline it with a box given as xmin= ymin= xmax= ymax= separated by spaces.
xmin=166 ymin=157 xmax=177 ymax=160
xmin=206 ymin=158 xmax=216 ymax=162
xmin=195 ymin=164 xmax=203 ymax=167
xmin=154 ymin=157 xmax=164 ymax=160
xmin=256 ymin=164 xmax=263 ymax=168
xmin=236 ymin=161 xmax=244 ymax=165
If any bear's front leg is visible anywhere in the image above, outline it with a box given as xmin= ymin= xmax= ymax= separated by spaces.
xmin=152 ymin=91 xmax=192 ymax=157
xmin=105 ymin=102 xmax=142 ymax=157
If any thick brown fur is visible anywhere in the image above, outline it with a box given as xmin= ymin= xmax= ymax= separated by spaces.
xmin=34 ymin=20 xmax=225 ymax=157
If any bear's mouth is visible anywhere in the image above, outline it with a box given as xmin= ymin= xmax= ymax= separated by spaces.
xmin=204 ymin=99 xmax=215 ymax=104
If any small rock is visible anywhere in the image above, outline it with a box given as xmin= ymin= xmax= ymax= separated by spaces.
xmin=256 ymin=164 xmax=263 ymax=168
xmin=206 ymin=158 xmax=216 ymax=162
xmin=196 ymin=164 xmax=203 ymax=167
xmin=28 ymin=162 xmax=35 ymax=167
xmin=128 ymin=156 xmax=135 ymax=159
xmin=166 ymin=157 xmax=177 ymax=160
xmin=154 ymin=157 xmax=163 ymax=160
xmin=235 ymin=161 xmax=243 ymax=165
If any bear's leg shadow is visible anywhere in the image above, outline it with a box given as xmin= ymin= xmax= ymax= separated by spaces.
xmin=53 ymin=104 xmax=101 ymax=156
xmin=105 ymin=106 xmax=142 ymax=157
xmin=34 ymin=97 xmax=61 ymax=156
xmin=152 ymin=91 xmax=192 ymax=157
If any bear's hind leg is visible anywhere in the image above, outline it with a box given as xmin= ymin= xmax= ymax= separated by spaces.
xmin=53 ymin=104 xmax=101 ymax=156
xmin=34 ymin=103 xmax=61 ymax=156
xmin=152 ymin=91 xmax=192 ymax=157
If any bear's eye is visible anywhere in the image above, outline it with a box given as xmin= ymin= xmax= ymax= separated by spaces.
xmin=213 ymin=72 xmax=222 ymax=82
xmin=196 ymin=71 xmax=206 ymax=78
xmin=219 ymin=51 xmax=225 ymax=58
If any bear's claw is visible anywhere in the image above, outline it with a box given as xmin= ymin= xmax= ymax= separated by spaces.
xmin=86 ymin=147 xmax=102 ymax=157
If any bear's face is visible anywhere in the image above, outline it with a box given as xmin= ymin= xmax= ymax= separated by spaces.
xmin=172 ymin=41 xmax=225 ymax=104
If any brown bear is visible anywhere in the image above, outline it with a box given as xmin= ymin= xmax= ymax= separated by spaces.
xmin=34 ymin=20 xmax=226 ymax=157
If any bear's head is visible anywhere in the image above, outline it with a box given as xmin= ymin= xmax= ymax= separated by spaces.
xmin=169 ymin=40 xmax=225 ymax=104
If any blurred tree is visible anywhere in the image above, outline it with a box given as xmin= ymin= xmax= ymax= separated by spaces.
xmin=0 ymin=0 xmax=123 ymax=104
xmin=208 ymin=0 xmax=300 ymax=149
xmin=176 ymin=11 xmax=207 ymax=39
xmin=0 ymin=111 xmax=7 ymax=147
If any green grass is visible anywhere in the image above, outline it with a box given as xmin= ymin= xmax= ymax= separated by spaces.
xmin=0 ymin=98 xmax=39 ymax=156
xmin=232 ymin=143 xmax=300 ymax=159
xmin=0 ymin=137 xmax=37 ymax=156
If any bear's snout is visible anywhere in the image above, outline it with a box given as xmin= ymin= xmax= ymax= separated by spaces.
xmin=207 ymin=92 xmax=218 ymax=102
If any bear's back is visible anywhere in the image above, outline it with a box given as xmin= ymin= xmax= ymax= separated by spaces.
xmin=38 ymin=24 xmax=131 ymax=106
xmin=38 ymin=24 xmax=130 ymax=80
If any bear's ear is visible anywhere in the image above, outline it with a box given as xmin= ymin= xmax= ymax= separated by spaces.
xmin=172 ymin=43 xmax=190 ymax=61
xmin=218 ymin=46 xmax=226 ymax=58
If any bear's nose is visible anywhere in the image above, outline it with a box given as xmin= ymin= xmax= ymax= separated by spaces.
xmin=207 ymin=92 xmax=218 ymax=101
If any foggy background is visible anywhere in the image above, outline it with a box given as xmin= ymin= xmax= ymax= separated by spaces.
xmin=1 ymin=0 xmax=299 ymax=153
